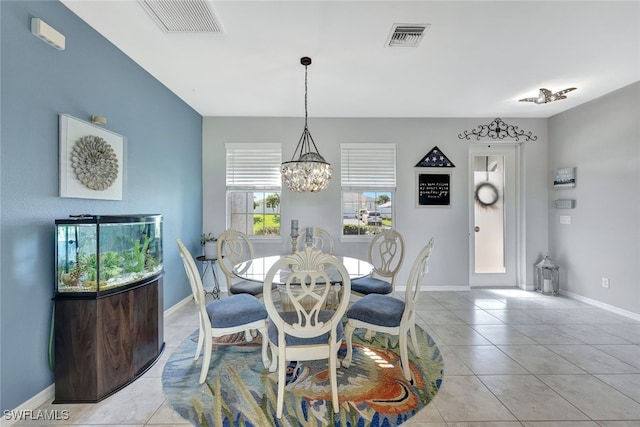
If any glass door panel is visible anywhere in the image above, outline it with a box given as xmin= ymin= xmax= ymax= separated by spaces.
xmin=473 ymin=155 xmax=505 ymax=273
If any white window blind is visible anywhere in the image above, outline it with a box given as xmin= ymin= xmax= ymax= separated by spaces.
xmin=225 ymin=143 xmax=282 ymax=188
xmin=341 ymin=143 xmax=396 ymax=188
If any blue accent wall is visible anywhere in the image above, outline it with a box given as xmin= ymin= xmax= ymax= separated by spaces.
xmin=1 ymin=0 xmax=202 ymax=410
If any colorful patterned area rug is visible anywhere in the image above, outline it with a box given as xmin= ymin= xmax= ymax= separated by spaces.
xmin=162 ymin=326 xmax=444 ymax=426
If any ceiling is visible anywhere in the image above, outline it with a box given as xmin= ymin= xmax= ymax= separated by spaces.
xmin=61 ymin=1 xmax=640 ymax=119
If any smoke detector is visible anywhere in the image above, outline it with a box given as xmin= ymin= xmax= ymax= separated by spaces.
xmin=138 ymin=0 xmax=224 ymax=33
xmin=386 ymin=23 xmax=430 ymax=47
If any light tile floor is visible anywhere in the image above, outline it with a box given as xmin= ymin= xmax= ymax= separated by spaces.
xmin=13 ymin=288 xmax=640 ymax=426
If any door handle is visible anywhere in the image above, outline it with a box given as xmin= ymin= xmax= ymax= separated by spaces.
xmin=474 ymin=226 xmax=480 ymax=232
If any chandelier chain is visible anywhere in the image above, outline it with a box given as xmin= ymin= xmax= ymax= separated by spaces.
xmin=304 ymin=63 xmax=308 ymax=128
xmin=280 ymin=56 xmax=332 ymax=193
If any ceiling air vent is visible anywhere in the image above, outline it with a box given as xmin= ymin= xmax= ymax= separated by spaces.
xmin=386 ymin=24 xmax=430 ymax=47
xmin=138 ymin=0 xmax=224 ymax=33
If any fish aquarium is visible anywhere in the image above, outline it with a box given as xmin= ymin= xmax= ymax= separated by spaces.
xmin=55 ymin=214 xmax=163 ymax=295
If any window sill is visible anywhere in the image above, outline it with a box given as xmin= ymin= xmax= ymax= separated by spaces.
xmin=250 ymin=236 xmax=284 ymax=243
xmin=338 ymin=236 xmax=374 ymax=244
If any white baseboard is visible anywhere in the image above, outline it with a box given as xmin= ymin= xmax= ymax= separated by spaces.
xmin=10 ymin=288 xmax=637 ymax=420
xmin=396 ymin=285 xmax=472 ymax=292
xmin=398 ymin=284 xmax=536 ymax=292
xmin=1 ymin=385 xmax=54 ymax=427
xmin=3 ymin=295 xmax=194 ymax=425
xmin=521 ymin=282 xmax=536 ymax=291
xmin=163 ymin=294 xmax=193 ymax=317
xmin=560 ymin=289 xmax=640 ymax=321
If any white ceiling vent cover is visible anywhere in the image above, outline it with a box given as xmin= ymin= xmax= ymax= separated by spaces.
xmin=386 ymin=24 xmax=430 ymax=47
xmin=138 ymin=0 xmax=224 ymax=33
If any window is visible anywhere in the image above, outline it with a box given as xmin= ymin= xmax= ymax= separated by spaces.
xmin=341 ymin=143 xmax=396 ymax=236
xmin=225 ymin=143 xmax=281 ymax=236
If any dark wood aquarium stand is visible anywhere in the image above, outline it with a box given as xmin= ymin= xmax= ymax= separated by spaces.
xmin=53 ymin=275 xmax=164 ymax=403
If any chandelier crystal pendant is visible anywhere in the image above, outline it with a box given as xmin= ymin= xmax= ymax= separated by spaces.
xmin=281 ymin=57 xmax=332 ymax=193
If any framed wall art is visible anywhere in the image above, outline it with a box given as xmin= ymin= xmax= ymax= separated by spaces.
xmin=416 ymin=172 xmax=451 ymax=207
xmin=553 ymin=167 xmax=576 ymax=188
xmin=59 ymin=114 xmax=126 ymax=200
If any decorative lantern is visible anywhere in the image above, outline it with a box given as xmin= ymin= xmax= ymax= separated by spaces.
xmin=535 ymin=254 xmax=560 ymax=295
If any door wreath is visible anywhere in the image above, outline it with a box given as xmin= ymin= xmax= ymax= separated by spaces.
xmin=474 ymin=182 xmax=499 ymax=209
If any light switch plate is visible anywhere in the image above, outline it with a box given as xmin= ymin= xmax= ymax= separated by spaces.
xmin=560 ymin=215 xmax=571 ymax=225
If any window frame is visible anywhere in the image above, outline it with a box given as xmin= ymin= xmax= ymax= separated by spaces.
xmin=340 ymin=143 xmax=397 ymax=240
xmin=225 ymin=143 xmax=282 ymax=239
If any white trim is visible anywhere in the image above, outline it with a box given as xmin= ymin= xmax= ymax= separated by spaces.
xmin=468 ymin=144 xmax=522 ymax=288
xmin=0 ymin=385 xmax=54 ymax=427
xmin=163 ymin=294 xmax=193 ymax=317
xmin=338 ymin=235 xmax=373 ymax=244
xmin=517 ymin=143 xmax=527 ymax=290
xmin=2 ymin=295 xmax=197 ymax=424
xmin=396 ymin=285 xmax=472 ymax=292
xmin=520 ymin=282 xmax=535 ymax=291
xmin=560 ymin=289 xmax=640 ymax=321
xmin=10 ymin=286 xmax=638 ymax=419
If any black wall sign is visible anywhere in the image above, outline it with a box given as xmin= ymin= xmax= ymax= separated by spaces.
xmin=417 ymin=173 xmax=450 ymax=206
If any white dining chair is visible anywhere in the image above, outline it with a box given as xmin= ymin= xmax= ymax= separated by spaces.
xmin=350 ymin=229 xmax=405 ymax=296
xmin=217 ymin=228 xmax=274 ymax=297
xmin=298 ymin=226 xmax=334 ymax=254
xmin=342 ymin=237 xmax=434 ymax=382
xmin=262 ymin=246 xmax=351 ymax=418
xmin=176 ymin=238 xmax=270 ymax=383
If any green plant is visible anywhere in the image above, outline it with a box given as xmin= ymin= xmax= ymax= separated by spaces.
xmin=86 ymin=253 xmax=98 ymax=281
xmin=255 ymin=226 xmax=280 ymax=236
xmin=200 ymin=232 xmax=217 ymax=245
xmin=145 ymin=251 xmax=159 ymax=270
xmin=59 ymin=253 xmax=92 ymax=287
xmin=343 ymin=224 xmax=381 ymax=236
xmin=124 ymin=234 xmax=152 ymax=273
xmin=100 ymin=251 xmax=123 ymax=280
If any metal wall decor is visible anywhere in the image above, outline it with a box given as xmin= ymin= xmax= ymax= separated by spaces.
xmin=458 ymin=118 xmax=537 ymax=142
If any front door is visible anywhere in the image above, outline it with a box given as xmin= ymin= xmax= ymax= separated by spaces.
xmin=469 ymin=144 xmax=518 ymax=287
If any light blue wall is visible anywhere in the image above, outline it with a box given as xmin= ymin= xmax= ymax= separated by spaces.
xmin=0 ymin=0 xmax=202 ymax=411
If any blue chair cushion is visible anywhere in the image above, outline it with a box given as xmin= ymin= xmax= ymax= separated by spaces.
xmin=206 ymin=293 xmax=267 ymax=329
xmin=229 ymin=280 xmax=276 ymax=296
xmin=268 ymin=310 xmax=344 ymax=346
xmin=350 ymin=276 xmax=393 ymax=295
xmin=346 ymin=294 xmax=405 ymax=328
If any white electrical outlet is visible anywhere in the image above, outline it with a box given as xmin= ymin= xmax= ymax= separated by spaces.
xmin=602 ymin=277 xmax=610 ymax=288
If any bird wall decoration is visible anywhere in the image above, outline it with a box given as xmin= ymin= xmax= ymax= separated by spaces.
xmin=519 ymin=87 xmax=577 ymax=104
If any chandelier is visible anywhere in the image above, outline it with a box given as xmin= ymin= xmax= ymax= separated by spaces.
xmin=281 ymin=57 xmax=332 ymax=193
